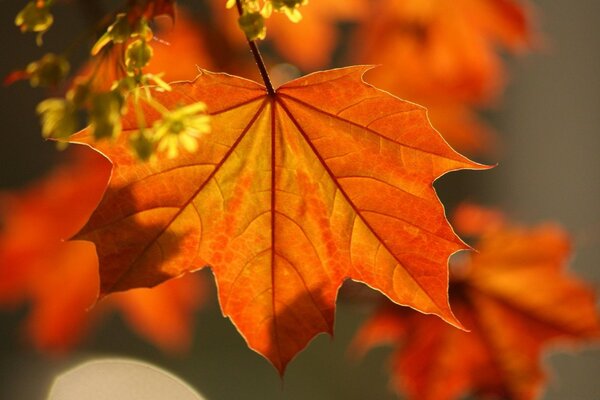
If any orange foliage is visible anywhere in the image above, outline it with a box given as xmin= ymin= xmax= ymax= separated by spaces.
xmin=422 ymin=102 xmax=497 ymax=155
xmin=0 ymin=147 xmax=110 ymax=305
xmin=108 ymin=272 xmax=206 ymax=353
xmin=353 ymin=205 xmax=600 ymax=400
xmin=69 ymin=66 xmax=484 ymax=373
xmin=356 ymin=0 xmax=534 ymax=104
xmin=0 ymin=146 xmax=206 ymax=353
xmin=352 ymin=0 xmax=536 ymax=154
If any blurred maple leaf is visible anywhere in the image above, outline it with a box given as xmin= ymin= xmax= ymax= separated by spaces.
xmin=0 ymin=147 xmax=206 ymax=352
xmin=353 ymin=204 xmax=600 ymax=400
xmin=0 ymin=147 xmax=109 ymax=306
xmin=356 ymin=0 xmax=535 ymax=104
xmin=351 ymin=0 xmax=537 ymax=155
xmin=0 ymin=18 xmax=211 ymax=352
xmin=19 ymin=238 xmax=204 ymax=353
xmin=69 ymin=66 xmax=485 ymax=373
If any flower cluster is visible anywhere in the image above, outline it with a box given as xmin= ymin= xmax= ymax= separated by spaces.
xmin=12 ymin=1 xmax=211 ymax=161
xmin=227 ymin=0 xmax=308 ymax=40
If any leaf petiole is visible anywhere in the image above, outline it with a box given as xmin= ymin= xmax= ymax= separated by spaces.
xmin=235 ymin=0 xmax=276 ymax=96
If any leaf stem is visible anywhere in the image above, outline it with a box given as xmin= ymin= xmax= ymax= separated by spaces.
xmin=235 ymin=0 xmax=276 ymax=96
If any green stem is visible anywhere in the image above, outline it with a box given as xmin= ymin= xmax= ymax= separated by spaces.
xmin=234 ymin=0 xmax=275 ymax=96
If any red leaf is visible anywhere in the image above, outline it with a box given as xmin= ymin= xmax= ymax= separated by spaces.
xmin=353 ymin=206 xmax=600 ymax=400
xmin=0 ymin=147 xmax=205 ymax=353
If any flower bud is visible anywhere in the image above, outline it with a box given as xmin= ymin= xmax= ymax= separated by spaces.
xmin=26 ymin=53 xmax=70 ymax=88
xmin=238 ymin=11 xmax=266 ymax=41
xmin=130 ymin=129 xmax=155 ymax=161
xmin=271 ymin=0 xmax=307 ymax=22
xmin=15 ymin=1 xmax=53 ymax=33
xmin=125 ymin=40 xmax=153 ymax=71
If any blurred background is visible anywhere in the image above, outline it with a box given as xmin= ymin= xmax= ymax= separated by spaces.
xmin=1 ymin=0 xmax=599 ymax=399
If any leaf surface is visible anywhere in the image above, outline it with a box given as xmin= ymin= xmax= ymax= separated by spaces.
xmin=72 ymin=66 xmax=484 ymax=372
xmin=353 ymin=205 xmax=600 ymax=400
xmin=355 ymin=0 xmax=535 ymax=104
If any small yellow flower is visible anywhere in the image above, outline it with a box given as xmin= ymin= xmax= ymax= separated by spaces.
xmin=130 ymin=129 xmax=155 ymax=161
xmin=270 ymin=0 xmax=308 ymax=22
xmin=153 ymin=103 xmax=210 ymax=159
xmin=26 ymin=53 xmax=70 ymax=88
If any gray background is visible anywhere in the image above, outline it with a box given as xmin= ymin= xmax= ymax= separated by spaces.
xmin=1 ymin=0 xmax=599 ymax=399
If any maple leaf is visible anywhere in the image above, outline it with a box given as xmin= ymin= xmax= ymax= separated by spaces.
xmin=422 ymin=102 xmax=497 ymax=155
xmin=70 ymin=66 xmax=485 ymax=373
xmin=352 ymin=205 xmax=600 ymax=400
xmin=348 ymin=0 xmax=537 ymax=155
xmin=0 ymin=146 xmax=110 ymax=305
xmin=0 ymin=146 xmax=205 ymax=353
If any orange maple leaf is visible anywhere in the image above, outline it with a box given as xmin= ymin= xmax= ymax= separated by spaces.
xmin=0 ymin=147 xmax=110 ymax=305
xmin=355 ymin=0 xmax=536 ymax=104
xmin=0 ymin=146 xmax=205 ymax=353
xmin=69 ymin=66 xmax=485 ymax=373
xmin=353 ymin=205 xmax=600 ymax=400
xmin=422 ymin=102 xmax=497 ymax=155
xmin=351 ymin=0 xmax=537 ymax=155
